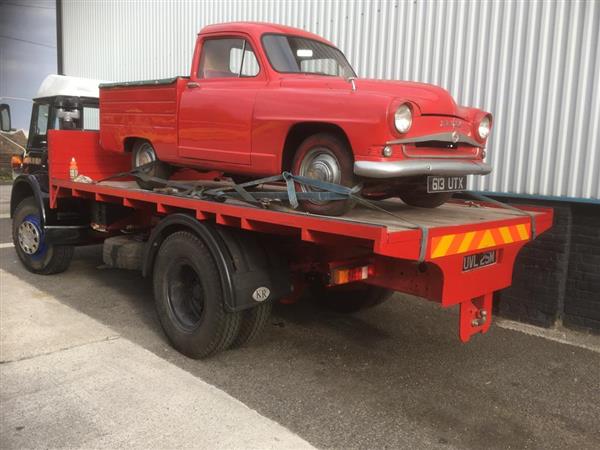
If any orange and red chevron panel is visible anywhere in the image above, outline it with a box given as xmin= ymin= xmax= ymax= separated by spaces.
xmin=430 ymin=222 xmax=531 ymax=259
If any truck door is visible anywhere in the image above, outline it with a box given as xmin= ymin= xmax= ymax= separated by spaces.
xmin=178 ymin=36 xmax=265 ymax=165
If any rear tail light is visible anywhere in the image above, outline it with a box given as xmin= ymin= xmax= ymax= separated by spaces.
xmin=330 ymin=264 xmax=375 ymax=285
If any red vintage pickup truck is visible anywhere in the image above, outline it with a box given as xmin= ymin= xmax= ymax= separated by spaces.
xmin=100 ymin=22 xmax=492 ymax=215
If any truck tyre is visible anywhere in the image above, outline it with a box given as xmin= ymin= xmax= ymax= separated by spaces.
xmin=230 ymin=301 xmax=272 ymax=348
xmin=12 ymin=197 xmax=74 ymax=275
xmin=132 ymin=140 xmax=172 ymax=190
xmin=291 ymin=133 xmax=356 ymax=216
xmin=312 ymin=282 xmax=393 ymax=313
xmin=153 ymin=231 xmax=241 ymax=359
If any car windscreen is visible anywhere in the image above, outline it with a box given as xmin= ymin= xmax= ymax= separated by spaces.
xmin=262 ymin=34 xmax=356 ymax=78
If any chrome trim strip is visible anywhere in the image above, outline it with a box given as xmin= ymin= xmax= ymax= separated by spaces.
xmin=386 ymin=132 xmax=483 ymax=148
xmin=401 ymin=145 xmax=480 ymax=159
xmin=354 ymin=159 xmax=492 ymax=179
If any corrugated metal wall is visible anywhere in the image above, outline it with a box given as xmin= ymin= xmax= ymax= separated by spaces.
xmin=61 ymin=0 xmax=600 ymax=200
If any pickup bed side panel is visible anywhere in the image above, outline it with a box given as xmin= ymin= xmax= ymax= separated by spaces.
xmin=99 ymin=80 xmax=181 ymax=161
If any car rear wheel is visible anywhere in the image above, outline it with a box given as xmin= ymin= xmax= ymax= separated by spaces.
xmin=291 ymin=133 xmax=356 ymax=216
xmin=132 ymin=140 xmax=172 ymax=190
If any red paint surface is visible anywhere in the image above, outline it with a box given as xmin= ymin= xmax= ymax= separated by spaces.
xmin=47 ymin=130 xmax=553 ymax=342
xmin=99 ymin=22 xmax=490 ymax=177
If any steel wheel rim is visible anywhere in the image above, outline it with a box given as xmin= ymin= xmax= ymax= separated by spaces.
xmin=167 ymin=260 xmax=205 ymax=332
xmin=18 ymin=219 xmax=42 ymax=255
xmin=134 ymin=143 xmax=156 ymax=169
xmin=298 ymin=147 xmax=342 ymax=204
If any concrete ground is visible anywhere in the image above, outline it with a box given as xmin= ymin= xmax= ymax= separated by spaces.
xmin=1 ymin=183 xmax=600 ymax=449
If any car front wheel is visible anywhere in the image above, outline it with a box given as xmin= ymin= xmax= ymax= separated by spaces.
xmin=291 ymin=133 xmax=356 ymax=216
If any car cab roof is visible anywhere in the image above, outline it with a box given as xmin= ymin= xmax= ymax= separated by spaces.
xmin=199 ymin=22 xmax=334 ymax=47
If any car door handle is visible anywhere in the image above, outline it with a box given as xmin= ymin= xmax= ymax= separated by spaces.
xmin=187 ymin=82 xmax=200 ymax=89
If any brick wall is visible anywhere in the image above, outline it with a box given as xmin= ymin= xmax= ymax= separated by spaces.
xmin=563 ymin=204 xmax=600 ymax=330
xmin=493 ymin=198 xmax=599 ymax=332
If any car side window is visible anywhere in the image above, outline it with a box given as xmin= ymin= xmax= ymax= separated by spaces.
xmin=199 ymin=38 xmax=260 ymax=79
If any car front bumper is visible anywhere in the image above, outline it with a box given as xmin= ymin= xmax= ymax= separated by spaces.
xmin=353 ymin=159 xmax=492 ymax=179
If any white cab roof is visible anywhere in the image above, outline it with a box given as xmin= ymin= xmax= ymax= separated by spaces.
xmin=35 ymin=74 xmax=108 ymax=100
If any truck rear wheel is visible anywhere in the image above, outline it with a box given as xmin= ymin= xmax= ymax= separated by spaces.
xmin=12 ymin=197 xmax=74 ymax=274
xmin=230 ymin=301 xmax=272 ymax=348
xmin=311 ymin=282 xmax=393 ymax=313
xmin=132 ymin=140 xmax=172 ymax=190
xmin=291 ymin=133 xmax=356 ymax=216
xmin=152 ymin=231 xmax=241 ymax=359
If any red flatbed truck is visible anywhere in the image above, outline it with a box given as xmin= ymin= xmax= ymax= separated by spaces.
xmin=10 ymin=128 xmax=552 ymax=359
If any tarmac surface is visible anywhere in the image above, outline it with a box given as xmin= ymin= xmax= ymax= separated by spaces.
xmin=1 ymin=183 xmax=600 ymax=449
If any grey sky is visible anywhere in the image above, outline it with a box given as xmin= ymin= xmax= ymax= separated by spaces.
xmin=0 ymin=0 xmax=58 ymax=131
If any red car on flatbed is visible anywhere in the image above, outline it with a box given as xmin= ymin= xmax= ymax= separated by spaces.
xmin=99 ymin=22 xmax=492 ymax=215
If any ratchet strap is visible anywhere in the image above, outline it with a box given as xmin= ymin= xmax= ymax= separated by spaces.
xmin=101 ymin=164 xmax=538 ymax=261
xmin=99 ymin=164 xmax=432 ymax=261
xmin=459 ymin=192 xmax=537 ymax=240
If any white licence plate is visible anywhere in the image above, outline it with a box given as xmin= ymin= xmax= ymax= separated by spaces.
xmin=427 ymin=175 xmax=467 ymax=193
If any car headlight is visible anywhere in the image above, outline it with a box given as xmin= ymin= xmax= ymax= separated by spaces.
xmin=478 ymin=115 xmax=492 ymax=139
xmin=394 ymin=104 xmax=412 ymax=133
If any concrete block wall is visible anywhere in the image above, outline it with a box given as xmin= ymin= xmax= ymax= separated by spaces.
xmin=563 ymin=204 xmax=600 ymax=330
xmin=493 ymin=198 xmax=600 ymax=332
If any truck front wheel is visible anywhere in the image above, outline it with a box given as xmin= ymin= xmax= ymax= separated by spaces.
xmin=153 ymin=231 xmax=241 ymax=359
xmin=132 ymin=140 xmax=172 ymax=190
xmin=12 ymin=197 xmax=74 ymax=274
xmin=291 ymin=133 xmax=356 ymax=216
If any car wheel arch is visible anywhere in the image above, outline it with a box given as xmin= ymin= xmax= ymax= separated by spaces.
xmin=123 ymin=136 xmax=150 ymax=153
xmin=281 ymin=122 xmax=354 ymax=172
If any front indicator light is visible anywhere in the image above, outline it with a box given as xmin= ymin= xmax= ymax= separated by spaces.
xmin=11 ymin=155 xmax=23 ymax=170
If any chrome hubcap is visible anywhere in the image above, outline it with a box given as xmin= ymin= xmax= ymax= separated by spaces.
xmin=298 ymin=147 xmax=342 ymax=205
xmin=135 ymin=143 xmax=156 ymax=168
xmin=18 ymin=220 xmax=41 ymax=255
xmin=299 ymin=148 xmax=341 ymax=185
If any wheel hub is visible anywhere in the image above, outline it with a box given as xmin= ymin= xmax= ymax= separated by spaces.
xmin=135 ymin=143 xmax=156 ymax=168
xmin=168 ymin=261 xmax=205 ymax=331
xmin=300 ymin=149 xmax=341 ymax=185
xmin=18 ymin=220 xmax=42 ymax=255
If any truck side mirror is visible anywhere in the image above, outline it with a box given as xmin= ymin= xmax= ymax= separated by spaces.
xmin=0 ymin=104 xmax=12 ymax=132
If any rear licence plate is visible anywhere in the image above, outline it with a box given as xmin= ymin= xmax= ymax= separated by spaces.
xmin=427 ymin=175 xmax=467 ymax=193
xmin=463 ymin=250 xmax=497 ymax=271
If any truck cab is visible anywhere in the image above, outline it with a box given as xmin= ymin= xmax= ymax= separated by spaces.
xmin=10 ymin=75 xmax=105 ymax=251
xmin=18 ymin=74 xmax=103 ymax=176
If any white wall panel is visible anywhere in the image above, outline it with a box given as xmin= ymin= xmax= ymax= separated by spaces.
xmin=61 ymin=0 xmax=600 ymax=200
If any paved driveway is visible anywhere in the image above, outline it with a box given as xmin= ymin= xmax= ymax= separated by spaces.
xmin=1 ymin=184 xmax=599 ymax=449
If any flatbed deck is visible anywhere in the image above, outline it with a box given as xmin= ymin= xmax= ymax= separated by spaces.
xmin=51 ymin=178 xmax=550 ymax=262
xmin=41 ymin=130 xmax=553 ymax=343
